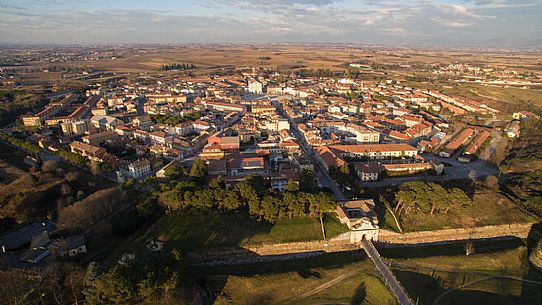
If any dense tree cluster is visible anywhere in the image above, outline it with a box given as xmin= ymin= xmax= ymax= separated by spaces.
xmin=54 ymin=148 xmax=90 ymax=167
xmin=394 ymin=181 xmax=471 ymax=216
xmin=502 ymin=119 xmax=542 ymax=215
xmin=85 ymin=249 xmax=183 ymax=305
xmin=0 ymin=91 xmax=47 ymax=127
xmin=161 ymin=174 xmax=336 ymax=223
xmin=329 ymin=165 xmax=352 ymax=186
xmin=161 ymin=63 xmax=197 ymax=71
xmin=148 ymin=112 xmax=202 ymax=126
xmin=0 ymin=132 xmax=42 ymax=154
xmin=372 ymin=94 xmax=394 ymax=102
xmin=0 ymin=262 xmax=85 ymax=305
xmin=296 ymin=68 xmax=337 ymax=78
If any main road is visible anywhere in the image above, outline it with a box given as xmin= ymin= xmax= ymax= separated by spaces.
xmin=274 ymin=98 xmax=415 ymax=305
xmin=273 ymin=99 xmax=345 ymax=201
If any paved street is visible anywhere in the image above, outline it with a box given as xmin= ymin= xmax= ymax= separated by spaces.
xmin=275 ymin=102 xmax=346 ymax=201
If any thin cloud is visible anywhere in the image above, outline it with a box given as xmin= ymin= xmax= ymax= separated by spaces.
xmin=0 ymin=0 xmax=540 ymax=46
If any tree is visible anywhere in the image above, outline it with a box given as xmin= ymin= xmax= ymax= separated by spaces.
xmin=286 ymin=179 xmax=299 ymax=192
xmin=58 ymin=188 xmax=122 ymax=229
xmin=86 ymin=266 xmax=136 ymax=305
xmin=464 ymin=241 xmax=475 ymax=256
xmin=189 ymin=159 xmax=207 ymax=178
xmin=309 ymin=192 xmax=336 ymax=239
xmin=483 ymin=175 xmax=499 ymax=189
xmin=378 ymin=195 xmax=402 ymax=233
xmin=236 ymin=181 xmax=259 ymax=201
xmin=221 ymin=190 xmax=243 ymax=210
xmin=299 ymin=169 xmax=316 ymax=192
xmin=65 ymin=171 xmax=79 ymax=182
xmin=122 ymin=178 xmax=136 ymax=190
xmin=209 ymin=175 xmax=225 ymax=189
xmin=60 ymin=183 xmax=73 ymax=196
xmin=136 ymin=196 xmax=158 ymax=219
xmin=284 ymin=192 xmax=306 ymax=217
xmin=41 ymin=160 xmax=58 ymax=173
xmin=260 ymin=196 xmax=281 ymax=222
xmin=164 ymin=164 xmax=182 ymax=179
xmin=245 ymin=174 xmax=265 ymax=194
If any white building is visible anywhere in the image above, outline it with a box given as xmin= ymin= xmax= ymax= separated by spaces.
xmin=336 ymin=200 xmax=379 ymax=242
xmin=248 ymin=79 xmax=263 ymax=94
xmin=127 ymin=159 xmax=152 ymax=179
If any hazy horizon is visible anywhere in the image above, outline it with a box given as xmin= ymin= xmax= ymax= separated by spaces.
xmin=1 ymin=0 xmax=541 ymax=47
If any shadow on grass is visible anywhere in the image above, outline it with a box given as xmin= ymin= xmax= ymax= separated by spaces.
xmin=298 ymin=269 xmax=322 ymax=279
xmin=443 ymin=290 xmax=520 ymax=305
xmin=350 ymin=282 xmax=366 ymax=305
xmin=393 ymin=270 xmax=445 ymax=305
xmin=378 ymin=237 xmax=525 ymax=259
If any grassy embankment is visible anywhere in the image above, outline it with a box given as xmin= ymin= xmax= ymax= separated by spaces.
xmin=98 ymin=210 xmax=350 ymax=267
xmin=371 ymin=183 xmax=535 ymax=233
xmin=385 ymin=241 xmax=542 ymax=305
xmin=198 ymin=253 xmax=395 ymax=305
xmin=194 ymin=240 xmax=542 ymax=305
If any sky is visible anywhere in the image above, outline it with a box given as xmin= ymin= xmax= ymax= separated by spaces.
xmin=0 ymin=0 xmax=541 ymax=47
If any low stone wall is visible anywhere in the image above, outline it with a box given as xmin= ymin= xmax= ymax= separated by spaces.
xmin=378 ymin=223 xmax=534 ymax=245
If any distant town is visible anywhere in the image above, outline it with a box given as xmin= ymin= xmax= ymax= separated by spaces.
xmin=0 ymin=45 xmax=541 ymax=305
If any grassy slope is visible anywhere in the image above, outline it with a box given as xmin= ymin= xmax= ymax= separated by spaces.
xmin=398 ymin=190 xmax=534 ymax=232
xmin=206 ymin=260 xmax=395 ymax=305
xmin=388 ymin=244 xmax=542 ymax=305
xmin=101 ymin=211 xmax=350 ymax=266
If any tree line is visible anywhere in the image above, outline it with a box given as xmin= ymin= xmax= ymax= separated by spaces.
xmin=0 ymin=132 xmax=42 ymax=154
xmin=161 ymin=63 xmax=197 ymax=71
xmin=394 ymin=181 xmax=471 ymax=216
xmin=159 ymin=172 xmax=336 ymax=223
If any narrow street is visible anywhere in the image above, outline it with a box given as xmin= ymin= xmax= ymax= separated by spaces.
xmin=274 ymin=101 xmax=346 ymax=201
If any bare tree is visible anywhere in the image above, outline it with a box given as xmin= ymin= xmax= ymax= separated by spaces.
xmin=58 ymin=188 xmax=122 ymax=230
xmin=464 ymin=241 xmax=475 ymax=256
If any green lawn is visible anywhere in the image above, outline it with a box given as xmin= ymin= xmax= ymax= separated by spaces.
xmin=149 ymin=211 xmax=349 ymax=250
xmin=388 ymin=244 xmax=542 ymax=305
xmin=205 ymin=259 xmax=395 ymax=305
xmin=102 ymin=210 xmax=350 ymax=265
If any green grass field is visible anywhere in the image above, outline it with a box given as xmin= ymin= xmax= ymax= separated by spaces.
xmin=398 ymin=190 xmax=534 ymax=232
xmin=388 ymin=243 xmax=542 ymax=305
xmin=204 ymin=259 xmax=395 ymax=305
xmin=101 ymin=210 xmax=350 ymax=266
xmin=153 ymin=211 xmax=348 ymax=250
